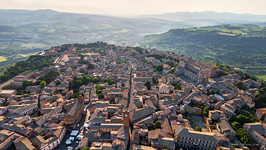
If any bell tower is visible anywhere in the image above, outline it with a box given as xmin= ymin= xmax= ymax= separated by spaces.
xmin=123 ymin=108 xmax=130 ymax=127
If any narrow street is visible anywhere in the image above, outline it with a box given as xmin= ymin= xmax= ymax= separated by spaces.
xmin=54 ymin=115 xmax=87 ymax=150
xmin=127 ymin=63 xmax=133 ymax=108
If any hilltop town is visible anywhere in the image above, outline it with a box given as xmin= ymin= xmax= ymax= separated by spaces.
xmin=0 ymin=42 xmax=265 ymax=150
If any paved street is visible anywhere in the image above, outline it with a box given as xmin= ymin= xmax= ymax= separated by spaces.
xmin=54 ymin=115 xmax=86 ymax=150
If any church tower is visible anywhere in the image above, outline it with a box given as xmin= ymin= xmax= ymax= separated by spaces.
xmin=123 ymin=108 xmax=130 ymax=127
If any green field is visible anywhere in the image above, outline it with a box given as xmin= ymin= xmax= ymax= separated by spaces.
xmin=0 ymin=56 xmax=7 ymax=62
xmin=255 ymin=75 xmax=266 ymax=81
xmin=20 ymin=43 xmax=47 ymax=48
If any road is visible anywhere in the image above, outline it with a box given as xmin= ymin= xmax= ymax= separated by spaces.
xmin=0 ymin=77 xmax=14 ymax=89
xmin=127 ymin=63 xmax=133 ymax=108
xmin=54 ymin=115 xmax=87 ymax=150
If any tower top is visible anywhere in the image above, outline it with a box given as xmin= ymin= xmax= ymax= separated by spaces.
xmin=77 ymin=95 xmax=83 ymax=102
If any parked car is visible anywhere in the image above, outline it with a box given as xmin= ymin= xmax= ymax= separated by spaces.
xmin=65 ymin=139 xmax=72 ymax=145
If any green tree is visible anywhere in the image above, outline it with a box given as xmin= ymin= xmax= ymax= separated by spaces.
xmin=196 ymin=127 xmax=202 ymax=132
xmin=81 ymin=147 xmax=89 ymax=150
xmin=169 ymin=68 xmax=175 ymax=73
xmin=235 ymin=80 xmax=244 ymax=89
xmin=56 ymin=80 xmax=61 ymax=86
xmin=144 ymin=81 xmax=151 ymax=90
xmin=36 ymin=109 xmax=41 ymax=116
xmin=92 ymin=77 xmax=99 ymax=83
xmin=35 ymin=70 xmax=60 ymax=85
xmin=81 ymin=75 xmax=91 ymax=85
xmin=215 ymin=90 xmax=219 ymax=94
xmin=97 ymin=93 xmax=104 ymax=99
xmin=2 ymin=85 xmax=13 ymax=89
xmin=203 ymin=107 xmax=209 ymax=117
xmin=155 ymin=120 xmax=161 ymax=129
xmin=71 ymin=93 xmax=79 ymax=99
xmin=173 ymin=83 xmax=181 ymax=90
xmin=109 ymin=99 xmax=114 ymax=104
xmin=152 ymin=77 xmax=158 ymax=84
xmin=236 ymin=128 xmax=253 ymax=144
xmin=40 ymin=81 xmax=46 ymax=88
xmin=87 ymin=63 xmax=94 ymax=69
xmin=209 ymin=89 xmax=215 ymax=95
xmin=155 ymin=65 xmax=163 ymax=72
xmin=108 ymin=79 xmax=116 ymax=85
xmin=22 ymin=80 xmax=33 ymax=89
xmin=71 ymin=78 xmax=82 ymax=93
xmin=231 ymin=121 xmax=241 ymax=130
xmin=150 ymin=123 xmax=155 ymax=130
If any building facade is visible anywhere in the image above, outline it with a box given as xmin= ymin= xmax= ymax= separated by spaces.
xmin=175 ymin=57 xmax=217 ymax=83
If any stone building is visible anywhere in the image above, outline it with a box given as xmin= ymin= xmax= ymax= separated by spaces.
xmin=243 ymin=123 xmax=266 ymax=147
xmin=175 ymin=127 xmax=219 ymax=150
xmin=175 ymin=57 xmax=217 ymax=83
xmin=64 ymin=95 xmax=85 ymax=128
xmin=255 ymin=108 xmax=266 ymax=121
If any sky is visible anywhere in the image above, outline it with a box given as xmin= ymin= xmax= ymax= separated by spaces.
xmin=0 ymin=0 xmax=266 ymax=16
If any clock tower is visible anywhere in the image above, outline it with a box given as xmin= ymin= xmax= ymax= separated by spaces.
xmin=123 ymin=108 xmax=130 ymax=127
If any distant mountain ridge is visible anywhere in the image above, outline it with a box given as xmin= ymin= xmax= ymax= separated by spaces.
xmin=140 ymin=11 xmax=266 ymax=22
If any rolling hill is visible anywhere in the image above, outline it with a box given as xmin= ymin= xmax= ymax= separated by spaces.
xmin=140 ymin=24 xmax=266 ymax=78
xmin=1 ymin=9 xmax=266 ymax=75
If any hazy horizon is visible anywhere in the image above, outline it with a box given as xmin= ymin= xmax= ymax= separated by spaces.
xmin=1 ymin=0 xmax=266 ymax=16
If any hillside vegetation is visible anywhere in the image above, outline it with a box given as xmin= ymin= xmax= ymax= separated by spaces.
xmin=0 ymin=9 xmax=189 ymax=73
xmin=141 ymin=24 xmax=266 ymax=78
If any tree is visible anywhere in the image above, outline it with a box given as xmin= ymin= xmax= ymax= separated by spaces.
xmin=71 ymin=78 xmax=82 ymax=93
xmin=152 ymin=77 xmax=158 ymax=84
xmin=144 ymin=81 xmax=151 ymax=90
xmin=215 ymin=90 xmax=219 ymax=94
xmin=97 ymin=93 xmax=104 ymax=99
xmin=231 ymin=121 xmax=241 ymax=130
xmin=196 ymin=127 xmax=202 ymax=131
xmin=109 ymin=99 xmax=114 ymax=104
xmin=235 ymin=80 xmax=244 ymax=89
xmin=155 ymin=65 xmax=163 ymax=72
xmin=236 ymin=128 xmax=253 ymax=144
xmin=169 ymin=68 xmax=175 ymax=73
xmin=92 ymin=77 xmax=99 ymax=83
xmin=35 ymin=70 xmax=60 ymax=85
xmin=71 ymin=93 xmax=79 ymax=99
xmin=209 ymin=89 xmax=215 ymax=95
xmin=22 ymin=80 xmax=33 ymax=89
xmin=155 ymin=120 xmax=161 ymax=129
xmin=87 ymin=63 xmax=94 ymax=69
xmin=203 ymin=107 xmax=209 ymax=117
xmin=81 ymin=75 xmax=91 ymax=85
xmin=173 ymin=83 xmax=181 ymax=90
xmin=40 ymin=81 xmax=46 ymax=88
xmin=81 ymin=147 xmax=89 ymax=150
xmin=2 ymin=85 xmax=13 ymax=89
xmin=36 ymin=109 xmax=41 ymax=116
xmin=56 ymin=80 xmax=61 ymax=86
xmin=108 ymin=79 xmax=116 ymax=85
xmin=150 ymin=123 xmax=155 ymax=130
